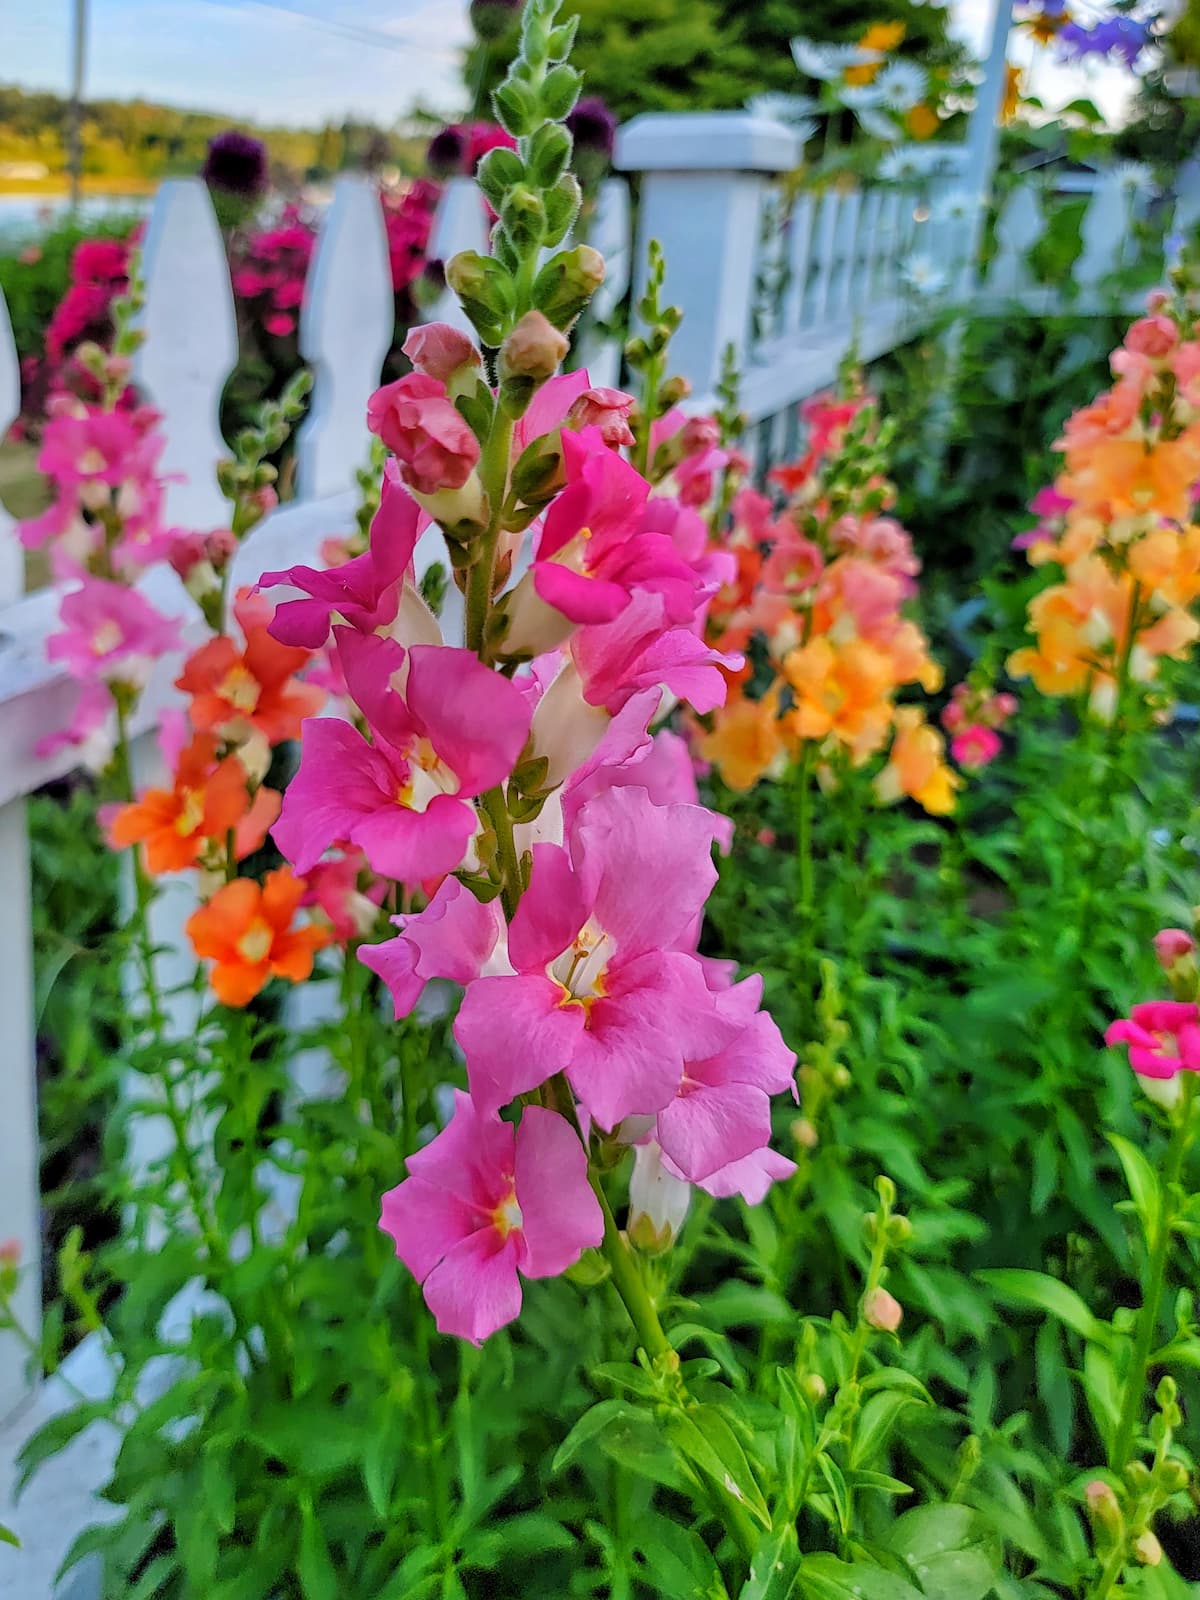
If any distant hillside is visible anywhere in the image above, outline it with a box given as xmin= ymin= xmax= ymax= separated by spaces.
xmin=0 ymin=84 xmax=425 ymax=186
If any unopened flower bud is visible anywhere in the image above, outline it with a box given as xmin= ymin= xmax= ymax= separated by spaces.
xmin=1133 ymin=1531 xmax=1163 ymax=1567
xmin=1085 ymin=1479 xmax=1122 ymax=1532
xmin=1157 ymin=1458 xmax=1188 ymax=1492
xmin=403 ymin=322 xmax=483 ymax=395
xmin=532 ymin=244 xmax=605 ymax=331
xmin=445 ymin=250 xmax=515 ymax=345
xmin=863 ymin=1287 xmax=903 ymax=1333
xmin=627 ymin=1142 xmax=689 ymax=1254
xmin=658 ymin=374 xmax=692 ymax=407
xmin=499 ymin=310 xmax=568 ymax=384
xmin=800 ymin=1372 xmax=827 ymax=1403
xmin=565 ymin=386 xmax=636 ymax=448
xmin=887 ymin=1214 xmax=914 ymax=1246
xmin=1154 ymin=928 xmax=1195 ymax=970
xmin=792 ymin=1117 xmax=819 ymax=1150
xmin=681 ymin=415 xmax=720 ymax=456
xmin=1125 ymin=315 xmax=1177 ymax=359
xmin=0 ymin=1239 xmax=20 ymax=1267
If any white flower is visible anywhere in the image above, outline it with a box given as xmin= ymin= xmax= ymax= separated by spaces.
xmin=853 ymin=106 xmax=903 ymax=142
xmin=791 ymin=36 xmax=880 ymax=81
xmin=931 ymin=188 xmax=985 ymax=223
xmin=1114 ymin=161 xmax=1153 ymax=194
xmin=900 ymin=253 xmax=948 ymax=295
xmin=874 ymin=59 xmax=927 ymax=112
xmin=878 ymin=146 xmax=925 ymax=183
xmin=747 ymin=93 xmax=820 ymax=143
xmin=838 ymin=83 xmax=886 ymax=110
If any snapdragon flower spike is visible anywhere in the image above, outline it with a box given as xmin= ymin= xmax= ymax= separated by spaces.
xmin=273 ymin=628 xmax=531 ymax=883
xmin=258 ymin=463 xmax=426 ymax=649
xmin=455 ymin=786 xmax=740 ymax=1131
xmin=380 ymin=1091 xmax=603 ymax=1343
xmin=1106 ymin=1001 xmax=1200 ymax=1091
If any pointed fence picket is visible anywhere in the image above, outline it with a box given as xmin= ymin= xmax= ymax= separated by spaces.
xmin=0 ymin=115 xmax=1185 ymax=1585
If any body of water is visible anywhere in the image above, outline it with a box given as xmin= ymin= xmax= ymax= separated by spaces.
xmin=0 ymin=191 xmax=153 ymax=242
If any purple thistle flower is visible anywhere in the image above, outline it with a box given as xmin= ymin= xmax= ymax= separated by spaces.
xmin=566 ymin=96 xmax=618 ymax=160
xmin=426 ymin=125 xmax=467 ymax=178
xmin=201 ymin=131 xmax=269 ymax=200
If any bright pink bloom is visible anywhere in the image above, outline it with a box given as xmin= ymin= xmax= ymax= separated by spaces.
xmin=367 ymin=374 xmax=480 ymax=496
xmin=299 ymin=852 xmax=386 ymax=942
xmin=532 ymin=429 xmax=702 ymax=627
xmin=38 ymin=409 xmax=157 ymax=492
xmin=35 ymin=679 xmax=113 ymax=763
xmin=569 ymin=590 xmax=742 ymax=715
xmin=47 ymin=575 xmax=181 ymax=685
xmin=402 ymin=322 xmax=482 ymax=385
xmin=1154 ymin=929 xmax=1196 ymax=970
xmin=950 ymin=725 xmax=1002 ymax=769
xmin=565 ymin=385 xmax=636 ymax=448
xmin=380 ymin=1092 xmax=602 ymax=1343
xmin=513 ymin=370 xmax=591 ymax=457
xmin=264 ymin=313 xmax=296 ymax=338
xmin=654 ymin=973 xmax=796 ymax=1182
xmin=455 ymin=787 xmax=740 ymax=1130
xmin=1105 ymin=1001 xmax=1200 ymax=1081
xmin=361 ymin=875 xmax=507 ymax=1018
xmin=273 ymin=630 xmax=531 ymax=883
xmin=259 ymin=463 xmax=426 ymax=648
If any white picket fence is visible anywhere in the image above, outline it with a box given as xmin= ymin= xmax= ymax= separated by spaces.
xmin=0 ymin=108 xmax=1183 ymax=1593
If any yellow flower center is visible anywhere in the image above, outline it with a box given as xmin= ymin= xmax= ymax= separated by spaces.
xmin=551 ymin=918 xmax=614 ymax=1017
xmin=236 ymin=917 xmax=273 ymax=965
xmin=175 ymin=787 xmax=205 ymax=836
xmin=220 ymin=663 xmax=261 ymax=714
xmin=492 ymin=1190 xmax=524 ymax=1239
xmin=91 ymin=620 xmax=124 ymax=656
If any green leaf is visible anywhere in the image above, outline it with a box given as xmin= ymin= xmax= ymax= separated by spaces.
xmin=741 ymin=1524 xmax=800 ymax=1599
xmin=202 ymin=1438 xmax=237 ymax=1537
xmin=298 ymin=1503 xmax=337 ymax=1600
xmin=0 ymin=1523 xmax=18 ymax=1548
xmin=552 ymin=1399 xmax=639 ymax=1474
xmin=976 ymin=1269 xmax=1107 ymax=1343
xmin=665 ymin=1405 xmax=771 ymax=1530
xmin=126 ymin=1555 xmax=181 ymax=1600
xmin=883 ymin=1503 xmax=1002 ymax=1600
xmin=634 ymin=1514 xmax=728 ymax=1599
xmin=849 ymin=1391 xmax=925 ymax=1469
xmin=1109 ymin=1133 xmax=1161 ymax=1249
xmin=16 ymin=1402 xmax=110 ymax=1491
xmin=797 ymin=1553 xmax=923 ymax=1599
xmin=362 ymin=1427 xmax=398 ymax=1520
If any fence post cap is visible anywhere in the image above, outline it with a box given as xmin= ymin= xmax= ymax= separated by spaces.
xmin=615 ymin=111 xmax=800 ymax=175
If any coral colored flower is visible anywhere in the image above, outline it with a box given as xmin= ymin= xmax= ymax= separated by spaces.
xmin=186 ymin=867 xmax=330 ymax=1007
xmin=455 ymin=787 xmax=741 ymax=1131
xmin=380 ymin=1092 xmax=603 ymax=1344
xmin=874 ymin=707 xmax=959 ymax=814
xmin=367 ymin=373 xmax=481 ymax=496
xmin=402 ymin=322 xmax=482 ymax=387
xmin=259 ymin=464 xmax=426 ymax=648
xmin=107 ymin=733 xmax=279 ymax=874
xmin=1154 ymin=929 xmax=1196 ymax=971
xmin=177 ymin=590 xmax=325 ymax=747
xmin=274 ymin=630 xmax=531 ymax=883
xmin=297 ymin=852 xmax=386 ymax=942
xmin=47 ymin=575 xmax=180 ymax=686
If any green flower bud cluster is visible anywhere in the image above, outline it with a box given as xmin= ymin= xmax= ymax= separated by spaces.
xmin=216 ymin=368 xmax=312 ymax=540
xmin=445 ymin=0 xmax=605 ymax=411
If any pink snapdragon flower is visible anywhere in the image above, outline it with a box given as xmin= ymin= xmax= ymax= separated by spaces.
xmin=380 ymin=1092 xmax=602 ymax=1343
xmin=367 ymin=373 xmax=481 ymax=497
xmin=37 ymin=408 xmax=159 ymax=500
xmin=455 ymin=787 xmax=741 ymax=1130
xmin=402 ymin=322 xmax=483 ymax=391
xmin=1154 ymin=929 xmax=1196 ymax=971
xmin=47 ymin=575 xmax=181 ymax=686
xmin=299 ymin=852 xmax=386 ymax=942
xmin=654 ymin=973 xmax=796 ymax=1181
xmin=568 ymin=590 xmax=742 ymax=715
xmin=1106 ymin=1001 xmax=1200 ymax=1104
xmin=259 ymin=465 xmax=427 ymax=648
xmin=361 ymin=875 xmax=508 ymax=1018
xmin=950 ymin=725 xmax=1002 ymax=770
xmin=565 ymin=385 xmax=636 ymax=447
xmin=273 ymin=629 xmax=531 ymax=883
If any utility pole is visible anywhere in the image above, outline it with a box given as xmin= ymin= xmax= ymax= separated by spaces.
xmin=67 ymin=0 xmax=88 ymax=212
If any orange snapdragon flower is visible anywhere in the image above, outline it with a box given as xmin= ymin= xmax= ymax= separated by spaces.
xmin=783 ymin=635 xmax=895 ymax=761
xmin=186 ymin=867 xmax=330 ymax=1008
xmin=176 ymin=590 xmax=324 ymax=750
xmin=700 ymin=684 xmax=785 ymax=791
xmin=873 ymin=707 xmax=959 ymax=815
xmin=107 ymin=733 xmax=280 ymax=874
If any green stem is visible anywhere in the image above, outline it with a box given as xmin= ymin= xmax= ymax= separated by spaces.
xmin=590 ymin=1171 xmax=672 ymax=1364
xmin=481 ymin=784 xmax=523 ymax=919
xmin=1106 ymin=579 xmax=1143 ymax=762
xmin=794 ymin=741 xmax=816 ymax=993
xmin=1109 ymin=1081 xmax=1195 ymax=1474
xmin=1089 ymin=1543 xmax=1126 ymax=1600
xmin=465 ymin=410 xmax=515 ymax=657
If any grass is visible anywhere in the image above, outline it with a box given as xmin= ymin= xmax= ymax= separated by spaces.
xmin=0 ymin=176 xmax=157 ymax=198
xmin=0 ymin=436 xmax=51 ymax=590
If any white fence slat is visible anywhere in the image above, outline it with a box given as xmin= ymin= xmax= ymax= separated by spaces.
xmin=0 ymin=284 xmax=39 ymax=1424
xmin=576 ymin=177 xmax=631 ymax=389
xmin=808 ymin=192 xmax=842 ymax=327
xmin=875 ymin=189 xmax=902 ymax=297
xmin=133 ymin=180 xmax=237 ymax=528
xmin=426 ymin=177 xmax=491 ymax=334
xmin=783 ymin=194 xmax=815 ymax=334
xmin=1075 ymin=172 xmax=1129 ymax=290
xmin=987 ymin=184 xmax=1043 ymax=299
xmin=831 ymin=189 xmax=863 ymax=317
xmin=855 ymin=188 xmax=884 ymax=310
xmin=297 ymin=176 xmax=394 ymax=501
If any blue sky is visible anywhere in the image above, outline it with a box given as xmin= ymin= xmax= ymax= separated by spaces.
xmin=1 ymin=0 xmax=1130 ymax=127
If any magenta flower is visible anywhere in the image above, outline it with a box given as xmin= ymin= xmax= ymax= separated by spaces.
xmin=1106 ymin=1002 xmax=1200 ymax=1090
xmin=1154 ymin=929 xmax=1196 ymax=971
xmin=950 ymin=724 xmax=1002 ymax=770
xmin=47 ymin=575 xmax=181 ymax=686
xmin=273 ymin=630 xmax=531 ymax=883
xmin=455 ymin=787 xmax=740 ymax=1130
xmin=655 ymin=974 xmax=797 ymax=1182
xmin=367 ymin=373 xmax=481 ymax=497
xmin=569 ymin=589 xmax=742 ymax=715
xmin=360 ymin=875 xmax=507 ymax=1018
xmin=402 ymin=322 xmax=483 ymax=387
xmin=37 ymin=409 xmax=158 ymax=494
xmin=260 ymin=464 xmax=426 ymax=648
xmin=531 ymin=429 xmax=702 ymax=627
xmin=380 ymin=1092 xmax=603 ymax=1343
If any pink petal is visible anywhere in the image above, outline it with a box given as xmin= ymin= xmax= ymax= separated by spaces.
xmin=352 ymin=793 xmax=477 ymax=883
xmin=379 ymin=1174 xmax=478 ymax=1284
xmin=422 ymin=1228 xmax=523 ymax=1343
xmin=405 ymin=645 xmax=532 ymax=796
xmin=534 ymin=561 xmax=630 ymax=624
xmin=507 ymin=843 xmax=592 ymax=973
xmin=656 ymin=1082 xmax=771 ymax=1183
xmin=513 ymin=1106 xmax=602 ymax=1277
xmin=272 ymin=717 xmax=399 ymax=874
xmin=693 ymin=1145 xmax=796 ymax=1203
xmin=455 ymin=974 xmax=584 ymax=1113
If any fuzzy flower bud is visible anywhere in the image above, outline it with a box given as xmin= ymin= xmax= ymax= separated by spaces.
xmin=1154 ymin=928 xmax=1196 ymax=970
xmin=532 ymin=244 xmax=604 ymax=330
xmin=1133 ymin=1531 xmax=1163 ymax=1567
xmin=1084 ymin=1479 xmax=1122 ymax=1532
xmin=499 ymin=310 xmax=568 ymax=384
xmin=565 ymin=386 xmax=636 ymax=448
xmin=402 ymin=322 xmax=484 ymax=394
xmin=367 ymin=374 xmax=481 ymax=497
xmin=863 ymin=1286 xmax=903 ymax=1333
